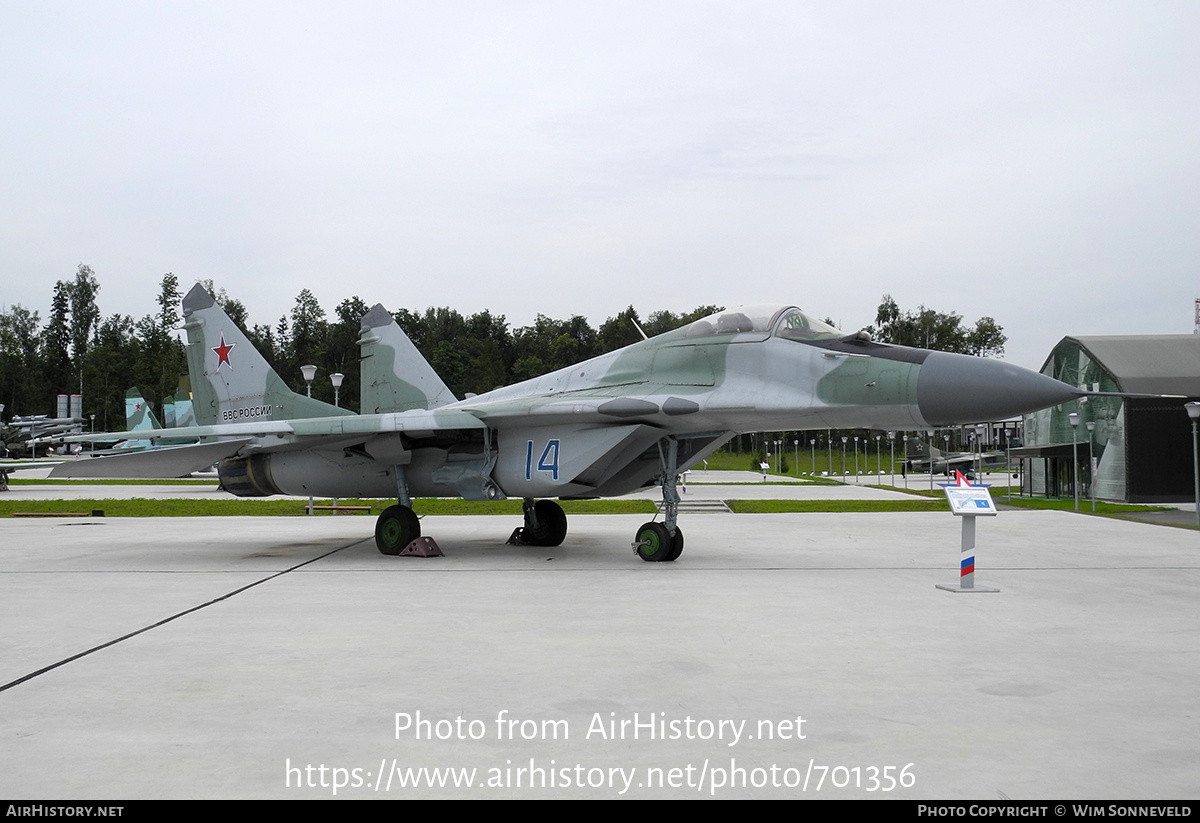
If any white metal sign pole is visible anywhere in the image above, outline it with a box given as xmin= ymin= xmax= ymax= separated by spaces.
xmin=938 ymin=475 xmax=1000 ymax=593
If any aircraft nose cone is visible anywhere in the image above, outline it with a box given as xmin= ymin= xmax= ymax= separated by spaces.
xmin=917 ymin=351 xmax=1081 ymax=425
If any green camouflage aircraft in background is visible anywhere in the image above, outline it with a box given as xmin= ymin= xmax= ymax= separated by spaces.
xmin=904 ymin=435 xmax=1008 ymax=477
xmin=124 ymin=388 xmax=161 ymax=432
xmin=55 ymin=284 xmax=1081 ymax=561
xmin=109 ymin=387 xmax=198 ymax=451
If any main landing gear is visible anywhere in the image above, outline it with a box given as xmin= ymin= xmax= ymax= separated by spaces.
xmin=375 ymin=504 xmax=420 ymax=555
xmin=376 ymin=463 xmax=422 ymax=555
xmin=633 ymin=437 xmax=684 ymax=562
xmin=373 ymin=452 xmax=690 ymax=561
xmin=508 ymin=498 xmax=568 ymax=547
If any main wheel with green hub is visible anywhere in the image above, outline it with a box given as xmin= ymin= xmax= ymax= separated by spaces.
xmin=375 ymin=504 xmax=420 ymax=555
xmin=635 ymin=522 xmax=671 ymax=562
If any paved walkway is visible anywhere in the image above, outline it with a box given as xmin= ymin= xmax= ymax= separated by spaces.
xmin=1 ymin=493 xmax=1198 ymax=798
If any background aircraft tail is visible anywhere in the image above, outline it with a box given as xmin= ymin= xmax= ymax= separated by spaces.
xmin=358 ymin=304 xmax=456 ymax=413
xmin=905 ymin=436 xmax=947 ymax=461
xmin=163 ymin=376 xmax=196 ymax=428
xmin=169 ymin=389 xmax=196 ymax=428
xmin=181 ymin=284 xmax=353 ymax=425
xmin=905 ymin=436 xmax=926 ymax=462
xmin=125 ymin=388 xmax=162 ymax=431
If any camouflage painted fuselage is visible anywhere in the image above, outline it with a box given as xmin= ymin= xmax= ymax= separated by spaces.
xmin=55 ymin=292 xmax=1080 ymax=503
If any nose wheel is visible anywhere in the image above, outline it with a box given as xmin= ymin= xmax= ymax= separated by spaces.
xmin=634 ymin=522 xmax=683 ymax=562
xmin=633 ymin=437 xmax=685 ymax=562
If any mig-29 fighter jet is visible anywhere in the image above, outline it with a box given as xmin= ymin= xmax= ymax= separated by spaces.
xmin=55 ymin=285 xmax=1082 ymax=562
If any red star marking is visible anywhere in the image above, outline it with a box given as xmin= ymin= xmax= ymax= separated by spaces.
xmin=212 ymin=334 xmax=235 ymax=370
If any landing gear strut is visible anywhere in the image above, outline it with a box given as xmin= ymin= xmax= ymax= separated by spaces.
xmin=376 ymin=463 xmax=420 ymax=555
xmin=508 ymin=498 xmax=568 ymax=546
xmin=634 ymin=437 xmax=684 ymax=562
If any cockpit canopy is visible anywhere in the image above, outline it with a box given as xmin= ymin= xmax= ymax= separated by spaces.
xmin=679 ymin=304 xmax=841 ymax=342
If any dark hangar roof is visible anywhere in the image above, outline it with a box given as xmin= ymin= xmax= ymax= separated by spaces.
xmin=1055 ymin=335 xmax=1200 ymax=396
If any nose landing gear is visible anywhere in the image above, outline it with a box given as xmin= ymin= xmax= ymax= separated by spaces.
xmin=633 ymin=437 xmax=684 ymax=562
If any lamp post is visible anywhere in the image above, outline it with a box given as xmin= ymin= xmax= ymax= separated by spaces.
xmin=968 ymin=430 xmax=976 ymax=481
xmin=808 ymin=439 xmax=815 ymax=477
xmin=1187 ymin=403 xmax=1200 ymax=528
xmin=841 ymin=436 xmax=848 ymax=480
xmin=874 ymin=434 xmax=881 ymax=484
xmin=1004 ymin=425 xmax=1012 ymax=501
xmin=853 ymin=435 xmax=860 ymax=482
xmin=942 ymin=433 xmax=951 ymax=483
xmin=1085 ymin=420 xmax=1096 ymax=512
xmin=888 ymin=431 xmax=895 ymax=486
xmin=1068 ymin=412 xmax=1079 ymax=511
xmin=827 ymin=429 xmax=833 ymax=476
xmin=331 ymin=372 xmax=344 ymax=407
xmin=929 ymin=430 xmax=936 ymax=492
xmin=301 ymin=364 xmax=317 ymax=397
xmin=794 ymin=438 xmax=800 ymax=476
xmin=297 ymin=370 xmax=317 ymax=516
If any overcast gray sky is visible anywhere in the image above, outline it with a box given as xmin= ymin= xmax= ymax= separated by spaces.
xmin=2 ymin=1 xmax=1196 ymax=369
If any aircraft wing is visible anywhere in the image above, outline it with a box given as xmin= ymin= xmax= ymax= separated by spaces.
xmin=41 ymin=393 xmax=667 ymax=484
xmin=1 ymin=460 xmax=64 ymax=473
xmin=59 ymin=408 xmax=488 ymax=444
xmin=49 ymin=439 xmax=254 ymax=479
xmin=47 ymin=408 xmax=490 ymax=479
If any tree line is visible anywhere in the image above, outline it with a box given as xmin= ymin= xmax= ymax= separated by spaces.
xmin=0 ymin=266 xmax=725 ymax=425
xmin=0 ymin=267 xmax=1005 ymax=431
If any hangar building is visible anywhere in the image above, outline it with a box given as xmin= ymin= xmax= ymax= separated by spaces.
xmin=1019 ymin=335 xmax=1200 ymax=503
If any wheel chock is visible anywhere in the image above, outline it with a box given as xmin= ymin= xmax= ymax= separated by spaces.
xmin=400 ymin=536 xmax=444 ymax=557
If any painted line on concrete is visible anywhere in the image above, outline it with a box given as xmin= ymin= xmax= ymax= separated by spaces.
xmin=0 ymin=536 xmax=368 ymax=693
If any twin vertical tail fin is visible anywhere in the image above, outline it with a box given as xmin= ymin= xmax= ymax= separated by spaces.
xmin=179 ymin=286 xmax=453 ymax=422
xmin=358 ymin=304 xmax=455 ymax=414
xmin=181 ymin=284 xmax=352 ymax=425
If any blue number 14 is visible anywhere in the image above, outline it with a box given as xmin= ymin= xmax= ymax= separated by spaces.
xmin=525 ymin=439 xmax=561 ymax=481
